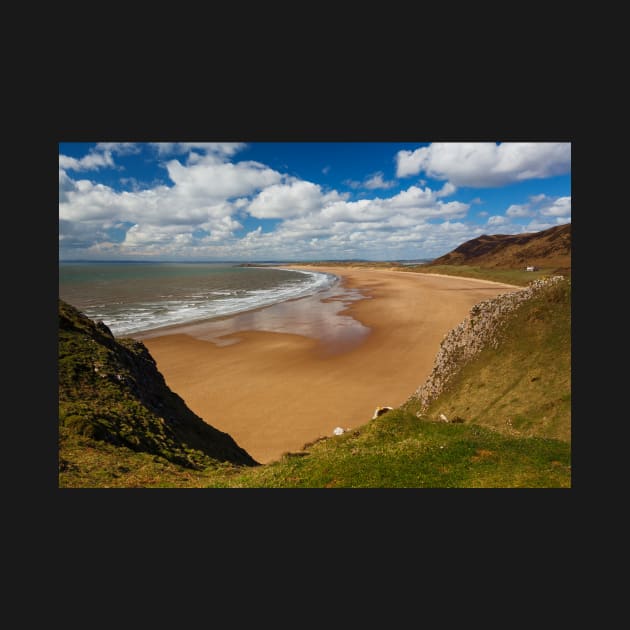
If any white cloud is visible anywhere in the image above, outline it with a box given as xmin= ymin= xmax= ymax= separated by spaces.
xmin=165 ymin=157 xmax=281 ymax=201
xmin=95 ymin=143 xmax=141 ymax=155
xmin=345 ymin=171 xmax=397 ymax=190
xmin=539 ymin=195 xmax=571 ymax=217
xmin=248 ymin=180 xmax=332 ymax=219
xmin=396 ymin=142 xmax=571 ymax=187
xmin=59 ymin=149 xmax=115 ymax=172
xmin=363 ymin=172 xmax=396 ymax=190
xmin=435 ymin=181 xmax=457 ymax=197
xmin=487 ymin=215 xmax=508 ymax=226
xmin=151 ymin=142 xmax=246 ymax=157
xmin=506 ymin=203 xmax=535 ymax=218
xmin=506 ymin=194 xmax=571 ymax=218
xmin=59 ymin=153 xmax=284 ymax=253
xmin=59 ymin=143 xmax=142 ymax=173
xmin=59 ymin=144 xmax=569 ymax=262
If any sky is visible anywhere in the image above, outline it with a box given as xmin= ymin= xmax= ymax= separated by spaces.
xmin=59 ymin=142 xmax=571 ymax=261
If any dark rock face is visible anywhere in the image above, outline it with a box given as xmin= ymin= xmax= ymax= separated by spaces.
xmin=58 ymin=299 xmax=258 ymax=468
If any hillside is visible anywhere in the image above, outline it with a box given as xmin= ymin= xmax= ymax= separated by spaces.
xmin=428 ymin=223 xmax=571 ymax=272
xmin=58 ymin=299 xmax=258 ymax=480
xmin=58 ymin=275 xmax=570 ymax=488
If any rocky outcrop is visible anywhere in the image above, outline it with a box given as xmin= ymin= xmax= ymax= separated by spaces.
xmin=410 ymin=276 xmax=566 ymax=413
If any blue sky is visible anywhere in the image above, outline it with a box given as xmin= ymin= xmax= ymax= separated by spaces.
xmin=59 ymin=142 xmax=571 ymax=261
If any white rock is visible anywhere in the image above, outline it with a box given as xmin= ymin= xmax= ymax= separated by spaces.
xmin=333 ymin=427 xmax=345 ymax=436
xmin=439 ymin=413 xmax=448 ymax=422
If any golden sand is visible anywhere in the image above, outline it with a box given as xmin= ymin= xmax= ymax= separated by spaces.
xmin=138 ymin=268 xmax=520 ymax=464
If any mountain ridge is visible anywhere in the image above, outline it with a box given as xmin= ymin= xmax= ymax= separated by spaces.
xmin=428 ymin=223 xmax=571 ymax=272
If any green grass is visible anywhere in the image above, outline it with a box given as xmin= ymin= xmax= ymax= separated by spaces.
xmin=59 ymin=408 xmax=571 ymax=488
xmin=58 ymin=299 xmax=257 ymax=477
xmin=220 ymin=409 xmax=570 ymax=488
xmin=59 ymin=273 xmax=571 ymax=488
xmin=404 ymin=278 xmax=571 ymax=442
xmin=398 ymin=264 xmax=560 ymax=287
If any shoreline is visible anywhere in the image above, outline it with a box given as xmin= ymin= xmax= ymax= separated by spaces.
xmin=140 ymin=267 xmax=521 ymax=464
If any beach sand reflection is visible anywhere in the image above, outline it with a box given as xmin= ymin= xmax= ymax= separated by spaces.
xmin=135 ymin=282 xmax=371 ymax=354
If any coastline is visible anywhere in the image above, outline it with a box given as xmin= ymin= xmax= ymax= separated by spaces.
xmin=140 ymin=267 xmax=521 ymax=464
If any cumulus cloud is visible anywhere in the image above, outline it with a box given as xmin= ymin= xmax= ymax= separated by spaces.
xmin=248 ymin=180 xmax=336 ymax=219
xmin=59 ymin=149 xmax=115 ymax=172
xmin=482 ymin=193 xmax=571 ymax=236
xmin=95 ymin=143 xmax=141 ymax=155
xmin=345 ymin=171 xmax=397 ymax=190
xmin=59 ymin=142 xmax=143 ymax=172
xmin=151 ymin=142 xmax=246 ymax=157
xmin=60 ymin=143 xmax=570 ymax=262
xmin=165 ymin=157 xmax=281 ymax=201
xmin=396 ymin=142 xmax=571 ymax=187
xmin=59 ymin=151 xmax=284 ymax=253
xmin=487 ymin=215 xmax=508 ymax=226
xmin=363 ymin=172 xmax=396 ymax=190
xmin=506 ymin=194 xmax=571 ymax=219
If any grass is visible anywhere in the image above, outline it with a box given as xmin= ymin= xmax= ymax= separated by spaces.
xmin=58 ymin=299 xmax=257 ymax=477
xmin=59 ymin=271 xmax=571 ymax=488
xmin=59 ymin=408 xmax=571 ymax=488
xmin=398 ymin=264 xmax=561 ymax=287
xmin=220 ymin=409 xmax=570 ymax=488
xmin=404 ymin=277 xmax=571 ymax=442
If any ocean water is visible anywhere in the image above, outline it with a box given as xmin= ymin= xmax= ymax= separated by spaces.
xmin=58 ymin=262 xmax=339 ymax=337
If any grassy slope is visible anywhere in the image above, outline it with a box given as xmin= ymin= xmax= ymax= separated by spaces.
xmin=59 ymin=277 xmax=571 ymax=488
xmin=404 ymin=278 xmax=571 ymax=442
xmin=427 ymin=223 xmax=571 ymax=272
xmin=291 ymin=260 xmax=559 ymax=287
xmin=59 ymin=299 xmax=257 ymax=487
xmin=399 ymin=264 xmax=558 ymax=287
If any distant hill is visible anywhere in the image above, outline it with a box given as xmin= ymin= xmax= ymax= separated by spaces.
xmin=58 ymin=299 xmax=258 ymax=473
xmin=428 ymin=223 xmax=571 ymax=272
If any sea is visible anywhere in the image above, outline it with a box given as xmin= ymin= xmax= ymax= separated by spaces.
xmin=58 ymin=261 xmax=350 ymax=339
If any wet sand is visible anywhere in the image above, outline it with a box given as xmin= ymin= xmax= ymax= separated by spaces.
xmin=137 ymin=267 xmax=520 ymax=464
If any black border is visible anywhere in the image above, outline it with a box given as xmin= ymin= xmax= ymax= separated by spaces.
xmin=46 ymin=79 xmax=582 ymax=569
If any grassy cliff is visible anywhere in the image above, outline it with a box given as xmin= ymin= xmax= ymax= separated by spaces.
xmin=58 ymin=299 xmax=257 ymax=486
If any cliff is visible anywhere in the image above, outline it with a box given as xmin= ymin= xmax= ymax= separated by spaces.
xmin=59 ymin=299 xmax=258 ymax=470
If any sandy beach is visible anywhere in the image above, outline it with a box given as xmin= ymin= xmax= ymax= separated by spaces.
xmin=138 ymin=267 xmax=520 ymax=464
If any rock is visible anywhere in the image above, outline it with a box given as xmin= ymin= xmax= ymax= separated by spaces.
xmin=96 ymin=320 xmax=114 ymax=338
xmin=333 ymin=427 xmax=345 ymax=436
xmin=372 ymin=406 xmax=393 ymax=419
xmin=439 ymin=413 xmax=448 ymax=422
xmin=409 ymin=276 xmax=565 ymax=413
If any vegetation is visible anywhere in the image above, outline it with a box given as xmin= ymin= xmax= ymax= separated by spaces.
xmin=404 ymin=278 xmax=571 ymax=442
xmin=58 ymin=298 xmax=257 ymax=480
xmin=59 ymin=278 xmax=571 ymax=488
xmin=398 ymin=264 xmax=557 ymax=286
xmin=59 ymin=221 xmax=571 ymax=488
